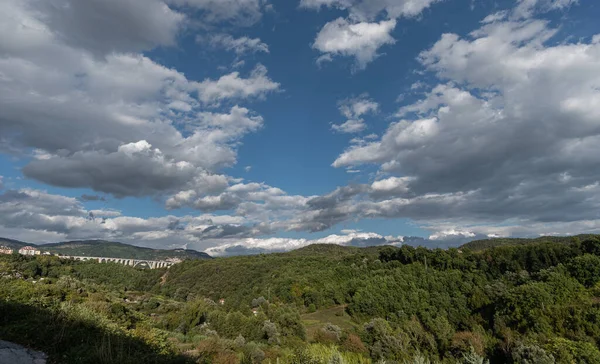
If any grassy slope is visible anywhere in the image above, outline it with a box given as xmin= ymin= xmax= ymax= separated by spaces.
xmin=301 ymin=305 xmax=357 ymax=340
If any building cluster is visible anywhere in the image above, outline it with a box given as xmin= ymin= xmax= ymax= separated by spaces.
xmin=0 ymin=246 xmax=13 ymax=255
xmin=0 ymin=245 xmax=50 ymax=256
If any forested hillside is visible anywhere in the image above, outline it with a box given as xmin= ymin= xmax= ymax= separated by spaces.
xmin=459 ymin=234 xmax=600 ymax=251
xmin=1 ymin=236 xmax=600 ymax=363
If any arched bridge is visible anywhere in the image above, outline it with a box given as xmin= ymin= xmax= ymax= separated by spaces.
xmin=61 ymin=256 xmax=175 ymax=269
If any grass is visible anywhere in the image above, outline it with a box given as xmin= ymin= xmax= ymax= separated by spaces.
xmin=301 ymin=305 xmax=357 ymax=341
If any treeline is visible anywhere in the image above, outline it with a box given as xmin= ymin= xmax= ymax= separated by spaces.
xmin=1 ymin=237 xmax=600 ymax=363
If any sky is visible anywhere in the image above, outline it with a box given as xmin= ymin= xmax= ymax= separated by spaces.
xmin=1 ymin=0 xmax=600 ymax=256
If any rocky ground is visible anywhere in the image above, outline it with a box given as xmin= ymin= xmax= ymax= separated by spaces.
xmin=0 ymin=340 xmax=47 ymax=364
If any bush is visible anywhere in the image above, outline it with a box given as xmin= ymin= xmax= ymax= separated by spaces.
xmin=511 ymin=344 xmax=555 ymax=364
xmin=262 ymin=320 xmax=280 ymax=345
xmin=567 ymin=254 xmax=600 ymax=287
xmin=342 ymin=334 xmax=367 ymax=354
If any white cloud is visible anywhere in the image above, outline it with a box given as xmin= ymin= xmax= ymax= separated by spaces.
xmin=370 ymin=177 xmax=414 ymax=196
xmin=205 ymin=230 xmax=404 ymax=256
xmin=300 ymin=0 xmax=439 ymax=22
xmin=332 ymin=94 xmax=379 ymax=133
xmin=196 ymin=64 xmax=280 ymax=105
xmin=329 ymin=8 xmax=600 ymax=237
xmin=428 ymin=229 xmax=475 ymax=241
xmin=332 ymin=119 xmax=367 ymax=133
xmin=204 ymin=34 xmax=269 ymax=55
xmin=304 ymin=0 xmax=440 ymax=69
xmin=166 ymin=181 xmax=310 ymax=234
xmin=513 ymin=0 xmax=578 ymax=19
xmin=0 ymin=0 xmax=281 ymax=205
xmin=481 ymin=11 xmax=509 ymax=24
xmin=167 ymin=0 xmax=265 ymax=25
xmin=313 ymin=18 xmax=396 ymax=69
xmin=339 ymin=96 xmax=379 ymax=118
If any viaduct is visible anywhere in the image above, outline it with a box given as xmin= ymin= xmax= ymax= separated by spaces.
xmin=61 ymin=256 xmax=176 ymax=269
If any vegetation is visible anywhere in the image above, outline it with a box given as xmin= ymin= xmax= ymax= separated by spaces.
xmin=0 ymin=238 xmax=211 ymax=260
xmin=459 ymin=234 xmax=599 ymax=251
xmin=1 ymin=236 xmax=600 ymax=363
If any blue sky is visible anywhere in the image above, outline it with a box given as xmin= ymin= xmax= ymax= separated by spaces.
xmin=1 ymin=0 xmax=600 ymax=255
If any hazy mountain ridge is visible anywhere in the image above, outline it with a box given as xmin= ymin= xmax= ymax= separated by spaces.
xmin=0 ymin=238 xmax=211 ymax=260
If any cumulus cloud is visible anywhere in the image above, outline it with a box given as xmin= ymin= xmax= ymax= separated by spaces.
xmin=166 ymin=181 xmax=310 ymax=233
xmin=304 ymin=0 xmax=440 ymax=69
xmin=0 ymin=0 xmax=280 ymax=203
xmin=23 ymin=141 xmax=199 ymax=197
xmin=313 ymin=18 xmax=396 ymax=69
xmin=19 ymin=102 xmax=263 ymax=198
xmin=167 ymin=0 xmax=265 ymax=25
xmin=0 ymin=187 xmax=261 ymax=250
xmin=332 ymin=119 xmax=367 ymax=133
xmin=202 ymin=34 xmax=269 ymax=55
xmin=513 ymin=0 xmax=578 ymax=19
xmin=33 ymin=0 xmax=185 ymax=55
xmin=332 ymin=95 xmax=379 ymax=133
xmin=300 ymin=0 xmax=439 ymax=22
xmin=329 ymin=6 xmax=600 ymax=238
xmin=196 ymin=64 xmax=280 ymax=105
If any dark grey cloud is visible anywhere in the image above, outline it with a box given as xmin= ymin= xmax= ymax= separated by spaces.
xmin=37 ymin=0 xmax=184 ymax=55
xmin=22 ymin=143 xmax=198 ymax=198
xmin=307 ymin=184 xmax=366 ymax=210
xmin=80 ymin=194 xmax=106 ymax=202
xmin=190 ymin=224 xmax=256 ymax=239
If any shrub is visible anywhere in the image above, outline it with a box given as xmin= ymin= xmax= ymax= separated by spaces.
xmin=342 ymin=334 xmax=367 ymax=354
xmin=511 ymin=344 xmax=555 ymax=364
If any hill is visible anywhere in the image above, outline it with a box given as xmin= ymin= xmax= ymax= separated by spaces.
xmin=0 ymin=237 xmax=29 ymax=250
xmin=1 ymin=236 xmax=600 ymax=363
xmin=0 ymin=238 xmax=211 ymax=260
xmin=460 ymin=234 xmax=600 ymax=251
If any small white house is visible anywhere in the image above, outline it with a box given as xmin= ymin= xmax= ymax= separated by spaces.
xmin=19 ymin=246 xmax=41 ymax=256
xmin=0 ymin=246 xmax=13 ymax=255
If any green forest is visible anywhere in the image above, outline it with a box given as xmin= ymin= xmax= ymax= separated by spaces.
xmin=2 ymin=236 xmax=600 ymax=363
